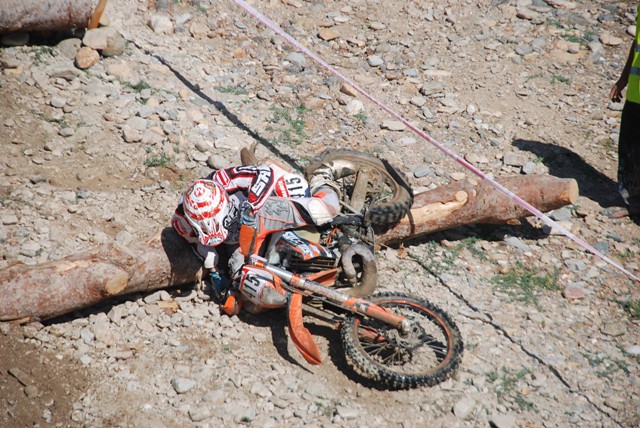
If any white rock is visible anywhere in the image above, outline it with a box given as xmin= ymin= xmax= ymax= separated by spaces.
xmin=2 ymin=214 xmax=19 ymax=225
xmin=626 ymin=345 xmax=640 ymax=355
xmin=381 ymin=120 xmax=406 ymax=131
xmin=149 ymin=14 xmax=174 ymax=34
xmin=171 ymin=377 xmax=196 ymax=394
xmin=452 ymin=397 xmax=476 ymax=419
xmin=345 ymin=99 xmax=364 ymax=115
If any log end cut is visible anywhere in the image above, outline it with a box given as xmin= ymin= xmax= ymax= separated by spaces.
xmin=567 ymin=179 xmax=579 ymax=205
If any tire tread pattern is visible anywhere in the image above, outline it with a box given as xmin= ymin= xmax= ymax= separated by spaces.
xmin=305 ymin=149 xmax=413 ymax=227
xmin=340 ymin=292 xmax=463 ymax=390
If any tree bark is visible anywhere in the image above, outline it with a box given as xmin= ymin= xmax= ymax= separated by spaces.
xmin=0 ymin=228 xmax=202 ymax=322
xmin=0 ymin=175 xmax=578 ymax=323
xmin=377 ymin=175 xmax=578 ymax=245
xmin=0 ymin=0 xmax=106 ymax=34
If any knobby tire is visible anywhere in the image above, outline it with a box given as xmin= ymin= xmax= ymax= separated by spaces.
xmin=305 ymin=149 xmax=413 ymax=227
xmin=340 ymin=292 xmax=463 ymax=389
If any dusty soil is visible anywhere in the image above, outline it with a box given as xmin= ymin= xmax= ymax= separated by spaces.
xmin=1 ymin=0 xmax=640 ymax=427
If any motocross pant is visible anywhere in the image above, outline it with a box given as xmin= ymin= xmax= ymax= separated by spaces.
xmin=239 ymin=186 xmax=340 ymax=257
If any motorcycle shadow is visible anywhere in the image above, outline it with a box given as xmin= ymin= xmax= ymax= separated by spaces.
xmin=306 ymin=321 xmax=391 ymax=390
xmin=240 ymin=309 xmax=387 ymax=389
xmin=237 ymin=309 xmax=308 ymax=369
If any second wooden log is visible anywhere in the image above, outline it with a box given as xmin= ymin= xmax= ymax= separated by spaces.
xmin=377 ymin=175 xmax=579 ymax=244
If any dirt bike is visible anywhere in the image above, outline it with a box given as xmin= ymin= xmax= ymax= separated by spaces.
xmin=224 ymin=149 xmax=463 ymax=389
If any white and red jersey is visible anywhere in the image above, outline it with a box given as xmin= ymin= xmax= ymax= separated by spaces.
xmin=171 ymin=163 xmax=336 ymax=264
xmin=172 ymin=166 xmax=276 ymax=245
xmin=206 ymin=165 xmax=276 ymax=211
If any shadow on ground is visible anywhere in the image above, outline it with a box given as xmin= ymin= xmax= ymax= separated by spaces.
xmin=129 ymin=40 xmax=303 ymax=173
xmin=513 ymin=138 xmax=624 ymax=209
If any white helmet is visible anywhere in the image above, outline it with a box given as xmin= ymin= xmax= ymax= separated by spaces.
xmin=183 ymin=179 xmax=230 ymax=246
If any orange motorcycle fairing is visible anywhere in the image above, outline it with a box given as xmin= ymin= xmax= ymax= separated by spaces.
xmin=236 ymin=265 xmax=288 ymax=311
xmin=288 ymin=292 xmax=322 ymax=365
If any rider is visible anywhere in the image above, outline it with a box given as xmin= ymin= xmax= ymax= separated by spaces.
xmin=171 ymin=163 xmax=340 ymax=301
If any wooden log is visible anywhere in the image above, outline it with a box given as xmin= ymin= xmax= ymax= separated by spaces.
xmin=377 ymin=175 xmax=578 ymax=245
xmin=0 ymin=0 xmax=106 ymax=34
xmin=0 ymin=175 xmax=578 ymax=322
xmin=0 ymin=228 xmax=202 ymax=322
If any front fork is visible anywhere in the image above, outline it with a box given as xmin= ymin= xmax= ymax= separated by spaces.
xmin=249 ymin=254 xmax=411 ymax=334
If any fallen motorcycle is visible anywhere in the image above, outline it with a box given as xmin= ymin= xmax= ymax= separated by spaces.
xmin=223 ymin=149 xmax=463 ymax=389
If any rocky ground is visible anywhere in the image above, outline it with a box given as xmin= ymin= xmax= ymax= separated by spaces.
xmin=1 ymin=0 xmax=640 ymax=426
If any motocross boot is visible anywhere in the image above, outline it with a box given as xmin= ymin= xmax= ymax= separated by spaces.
xmin=308 ymin=163 xmax=342 ymax=199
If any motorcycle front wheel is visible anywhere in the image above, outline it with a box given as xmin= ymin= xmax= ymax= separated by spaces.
xmin=304 ymin=149 xmax=413 ymax=227
xmin=340 ymin=292 xmax=463 ymax=389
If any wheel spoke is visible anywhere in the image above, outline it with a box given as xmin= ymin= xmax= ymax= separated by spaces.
xmin=341 ymin=293 xmax=463 ymax=388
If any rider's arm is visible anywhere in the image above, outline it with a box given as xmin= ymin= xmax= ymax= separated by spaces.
xmin=208 ymin=165 xmax=275 ymax=210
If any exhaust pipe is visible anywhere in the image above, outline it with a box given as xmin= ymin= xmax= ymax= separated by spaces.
xmin=340 ymin=243 xmax=377 ymax=297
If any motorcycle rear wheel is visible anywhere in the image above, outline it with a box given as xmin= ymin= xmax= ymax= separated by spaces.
xmin=340 ymin=292 xmax=463 ymax=389
xmin=304 ymin=149 xmax=413 ymax=227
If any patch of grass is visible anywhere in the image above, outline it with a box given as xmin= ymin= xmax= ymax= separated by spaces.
xmin=34 ymin=46 xmax=54 ymax=64
xmin=617 ymin=249 xmax=637 ymax=260
xmin=170 ymin=173 xmax=193 ymax=191
xmin=567 ymin=204 xmax=581 ymax=216
xmin=562 ymin=34 xmax=582 ymax=44
xmin=562 ymin=30 xmax=595 ymax=48
xmin=41 ymin=114 xmax=70 ymax=129
xmin=486 ymin=366 xmax=535 ymax=411
xmin=354 ymin=112 xmax=368 ymax=124
xmin=465 ymin=341 xmax=478 ymax=351
xmin=486 ymin=370 xmax=500 ymax=383
xmin=317 ymin=400 xmax=338 ymax=418
xmin=144 ymin=149 xmax=171 ymax=168
xmin=491 ymin=262 xmax=560 ymax=308
xmin=525 ymin=73 xmax=543 ymax=83
xmin=618 ymin=344 xmax=640 ymax=364
xmin=410 ymin=237 xmax=488 ymax=276
xmin=215 ymin=85 xmax=248 ymax=95
xmin=117 ymin=77 xmax=152 ymax=93
xmin=582 ymin=350 xmax=630 ymax=379
xmin=551 ymin=74 xmax=570 ymax=84
xmin=583 ymin=351 xmax=606 ymax=367
xmin=132 ymin=80 xmax=151 ymax=93
xmin=546 ymin=18 xmax=562 ymax=29
xmin=612 ymin=298 xmax=640 ymax=319
xmin=265 ymin=104 xmax=308 ymax=147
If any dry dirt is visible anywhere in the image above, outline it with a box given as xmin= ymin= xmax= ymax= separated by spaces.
xmin=1 ymin=0 xmax=640 ymax=427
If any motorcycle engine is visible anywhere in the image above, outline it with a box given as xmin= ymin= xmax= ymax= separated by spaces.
xmin=266 ymin=231 xmax=338 ymax=273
